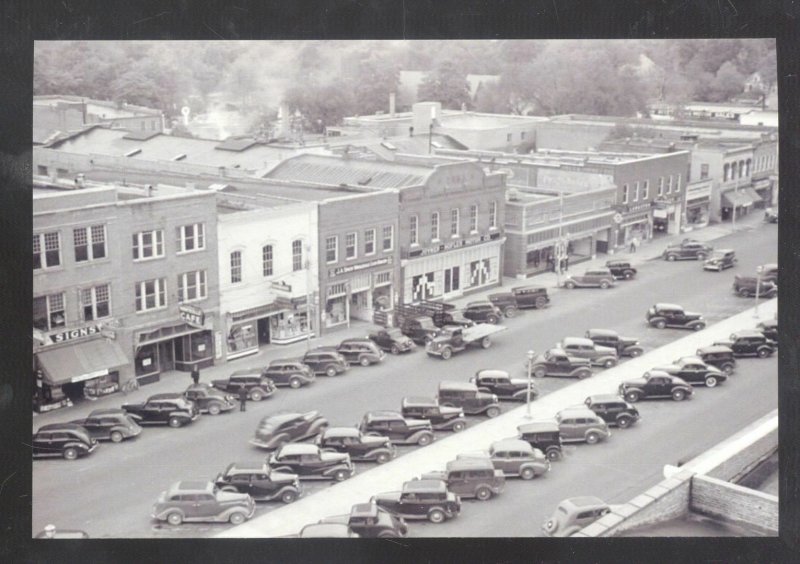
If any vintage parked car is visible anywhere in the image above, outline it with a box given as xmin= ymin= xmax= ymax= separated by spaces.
xmin=583 ymin=395 xmax=640 ymax=428
xmin=400 ymin=397 xmax=467 ymax=432
xmin=557 ymin=337 xmax=619 ymax=368
xmin=713 ymin=330 xmax=777 ymax=358
xmin=249 ymin=411 xmax=329 ymax=450
xmin=542 ymin=497 xmax=612 ymax=537
xmin=121 ymin=394 xmax=199 ymax=428
xmin=399 ymin=316 xmax=441 ymax=345
xmin=461 ymin=301 xmax=504 ymax=325
xmin=488 ymin=286 xmax=550 ymax=317
xmin=619 ymin=371 xmax=694 ymax=402
xmin=210 ymin=369 xmax=277 ymax=401
xmin=297 ymin=523 xmax=360 ymax=538
xmin=695 ymin=345 xmax=737 ymax=375
xmin=151 ymin=480 xmax=255 ymax=526
xmin=517 ymin=421 xmax=564 ymax=461
xmin=318 ymin=502 xmax=408 ymax=538
xmin=267 ymin=443 xmax=355 ymax=482
xmin=756 ymin=319 xmax=778 ymax=343
xmin=32 ymin=423 xmax=98 ymax=460
xmin=764 ymin=208 xmax=779 ymax=223
xmin=35 ymin=527 xmax=89 ymax=539
xmin=457 ymin=439 xmax=550 ymax=480
xmin=562 ymin=268 xmax=616 ymax=289
xmin=315 ymin=427 xmax=396 ymax=463
xmin=420 ymin=457 xmax=505 ymax=501
xmin=301 ymin=347 xmax=350 ymax=376
xmin=262 ymin=359 xmax=316 ymax=389
xmin=367 ymin=327 xmax=417 ymax=354
xmin=654 ymin=357 xmax=727 ymax=388
xmin=758 ymin=263 xmax=778 ymax=283
xmin=605 ymin=260 xmax=637 ymax=280
xmin=214 ymin=461 xmax=302 ymax=503
xmin=527 ymin=349 xmax=593 ymax=380
xmin=662 ymin=240 xmax=713 ymax=261
xmin=703 ymin=249 xmax=737 ymax=271
xmin=732 ymin=275 xmax=777 ymax=298
xmin=470 ymin=369 xmax=538 ymax=402
xmin=69 ymin=408 xmax=143 ymax=442
xmin=555 ymin=407 xmax=611 ymax=445
xmin=332 ymin=339 xmax=386 ymax=366
xmin=436 ymin=380 xmax=501 ymax=417
xmin=358 ymin=411 xmax=435 ymax=446
xmin=371 ymin=479 xmax=461 ymax=523
xmin=646 ymin=303 xmax=706 ymax=330
xmin=183 ymin=383 xmax=237 ymax=415
xmin=584 ymin=328 xmax=644 ymax=357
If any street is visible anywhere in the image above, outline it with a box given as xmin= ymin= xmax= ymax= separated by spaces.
xmin=32 ymin=224 xmax=777 ymax=538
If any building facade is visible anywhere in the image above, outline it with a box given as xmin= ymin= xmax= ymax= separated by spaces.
xmin=751 ymin=136 xmax=779 ymax=207
xmin=689 ymin=142 xmax=757 ymax=222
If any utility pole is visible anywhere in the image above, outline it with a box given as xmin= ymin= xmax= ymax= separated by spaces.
xmin=526 ymin=350 xmax=535 ymax=418
xmin=555 ymin=192 xmax=565 ymax=287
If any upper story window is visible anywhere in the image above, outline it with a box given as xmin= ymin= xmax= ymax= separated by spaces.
xmin=364 ymin=229 xmax=375 ymax=255
xmin=658 ymin=177 xmax=664 ymax=196
xmin=178 ymin=270 xmax=207 ymax=303
xmin=450 ymin=208 xmax=459 ymax=236
xmin=230 ymin=251 xmax=242 ymax=284
xmin=177 ymin=223 xmax=205 ymax=253
xmin=667 ymin=176 xmax=673 ymax=193
xmin=469 ymin=205 xmax=478 ymax=233
xmin=382 ymin=226 xmax=394 ymax=251
xmin=345 ymin=232 xmax=357 ymax=260
xmin=262 ymin=245 xmax=273 ymax=277
xmin=633 ymin=181 xmax=640 ymax=202
xmin=642 ymin=180 xmax=649 ymax=200
xmin=410 ymin=216 xmax=419 ymax=246
xmin=74 ymin=225 xmax=107 ymax=263
xmin=489 ymin=201 xmax=497 ymax=229
xmin=135 ymin=278 xmax=167 ymax=312
xmin=326 ymin=236 xmax=338 ymax=263
xmin=33 ymin=231 xmax=61 ymax=270
xmin=431 ymin=212 xmax=440 ymax=241
xmin=292 ymin=240 xmax=303 ymax=271
xmin=745 ymin=159 xmax=751 ymax=176
xmin=622 ymin=184 xmax=629 ymax=204
xmin=81 ymin=284 xmax=110 ymax=321
xmin=723 ymin=163 xmax=730 ymax=181
xmin=700 ymin=164 xmax=709 ymax=179
xmin=33 ymin=293 xmax=65 ymax=331
xmin=675 ymin=174 xmax=681 ymax=192
xmin=132 ymin=230 xmax=164 ymax=261
xmin=506 ymin=133 xmax=512 ymax=142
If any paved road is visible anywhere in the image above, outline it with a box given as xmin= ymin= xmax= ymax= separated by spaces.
xmin=32 ymin=225 xmax=777 ymax=537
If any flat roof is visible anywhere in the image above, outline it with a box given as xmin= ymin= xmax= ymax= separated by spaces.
xmin=264 ymin=153 xmax=432 ymax=188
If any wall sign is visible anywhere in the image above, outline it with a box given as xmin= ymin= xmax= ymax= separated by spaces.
xmin=329 ymin=256 xmax=392 ymax=278
xmin=270 ymin=280 xmax=292 ymax=293
xmin=418 ymin=234 xmax=490 ymax=258
xmin=179 ymin=304 xmax=205 ymax=328
xmin=48 ymin=323 xmax=103 ymax=344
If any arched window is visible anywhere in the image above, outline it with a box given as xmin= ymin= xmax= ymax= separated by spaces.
xmin=738 ymin=161 xmax=745 ymax=178
xmin=723 ymin=163 xmax=730 ymax=181
xmin=745 ymin=158 xmax=752 ymax=176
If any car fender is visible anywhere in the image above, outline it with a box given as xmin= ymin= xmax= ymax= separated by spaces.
xmin=62 ymin=439 xmax=91 ymax=452
xmin=109 ymin=424 xmax=131 ymax=437
xmin=407 ymin=429 xmax=433 ymax=443
xmin=648 ymin=316 xmax=667 ymax=326
xmin=215 ymin=505 xmax=249 ymax=522
xmin=512 ymin=389 xmax=531 ymax=400
xmin=154 ymin=507 xmax=182 ymax=521
xmin=364 ymin=446 xmax=394 ymax=460
xmin=518 ymin=463 xmax=539 ymax=476
xmin=595 ymin=355 xmax=617 ymax=365
xmin=321 ymin=463 xmax=351 ymax=477
xmin=308 ymin=419 xmax=330 ymax=434
xmin=267 ymin=433 xmax=291 ymax=449
xmin=274 ymin=484 xmax=301 ymax=499
xmin=168 ymin=410 xmax=191 ymax=421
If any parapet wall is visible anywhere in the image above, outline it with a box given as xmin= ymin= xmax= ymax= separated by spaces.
xmin=691 ymin=474 xmax=778 ymax=535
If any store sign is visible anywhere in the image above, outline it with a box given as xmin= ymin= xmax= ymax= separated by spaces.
xmin=71 ymin=368 xmax=109 ymax=383
xmin=48 ymin=323 xmax=103 ymax=344
xmin=270 ymin=280 xmax=292 ymax=293
xmin=179 ymin=304 xmax=205 ymax=328
xmin=330 ymin=256 xmax=392 ymax=278
xmin=418 ymin=234 xmax=490 ymax=258
xmin=613 ymin=213 xmax=623 ymax=224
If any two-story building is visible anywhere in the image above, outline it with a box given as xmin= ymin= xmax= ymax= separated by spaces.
xmin=751 ymin=134 xmax=779 ymax=207
xmin=689 ymin=141 xmax=758 ymax=222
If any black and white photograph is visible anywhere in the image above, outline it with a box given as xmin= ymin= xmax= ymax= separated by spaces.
xmin=26 ymin=36 xmax=784 ymax=543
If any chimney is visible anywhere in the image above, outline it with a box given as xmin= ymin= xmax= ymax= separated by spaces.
xmin=389 ymin=93 xmax=396 ymax=117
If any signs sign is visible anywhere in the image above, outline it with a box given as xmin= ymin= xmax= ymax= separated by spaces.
xmin=418 ymin=234 xmax=489 ymax=258
xmin=48 ymin=324 xmax=103 ymax=344
xmin=270 ymin=280 xmax=292 ymax=293
xmin=330 ymin=256 xmax=392 ymax=278
xmin=179 ymin=304 xmax=205 ymax=328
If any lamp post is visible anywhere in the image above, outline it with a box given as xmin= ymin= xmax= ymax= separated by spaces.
xmin=754 ymin=265 xmax=763 ymax=319
xmin=526 ymin=350 xmax=535 ymax=418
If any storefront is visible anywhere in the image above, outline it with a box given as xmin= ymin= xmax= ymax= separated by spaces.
xmin=752 ymin=178 xmax=772 ymax=209
xmin=402 ymin=235 xmax=503 ymax=303
xmin=720 ymin=187 xmax=760 ymax=221
xmin=651 ymin=199 xmax=683 ymax=236
xmin=522 ymin=214 xmax=612 ymax=274
xmin=615 ymin=209 xmax=652 ymax=248
xmin=324 ymin=257 xmax=395 ymax=330
xmin=225 ymin=298 xmax=292 ymax=360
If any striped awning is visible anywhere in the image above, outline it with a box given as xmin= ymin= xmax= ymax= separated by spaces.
xmin=37 ymin=338 xmax=128 ymax=386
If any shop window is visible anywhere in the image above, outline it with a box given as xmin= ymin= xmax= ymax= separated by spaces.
xmin=292 ymin=240 xmax=303 ymax=271
xmin=262 ymin=245 xmax=273 ymax=277
xmin=412 ymin=273 xmax=435 ymax=301
xmin=469 ymin=205 xmax=478 ymax=233
xmin=178 ymin=270 xmax=207 ymax=302
xmin=345 ymin=232 xmax=357 ymax=260
xmin=177 ymin=223 xmax=205 ymax=253
xmin=326 ymin=236 xmax=338 ymax=263
xmin=431 ymin=212 xmax=440 ymax=241
xmin=135 ymin=278 xmax=167 ymax=312
xmin=410 ymin=215 xmax=419 ymax=246
xmin=228 ymin=322 xmax=257 ymax=355
xmin=506 ymin=133 xmax=512 ymax=142
xmin=450 ymin=208 xmax=459 ymax=236
xmin=33 ymin=232 xmax=61 ymax=270
xmin=33 ymin=293 xmax=66 ymax=331
xmin=382 ymin=226 xmax=393 ymax=251
xmin=444 ymin=266 xmax=460 ymax=293
xmin=489 ymin=201 xmax=497 ymax=229
xmin=73 ymin=225 xmax=107 ymax=262
xmin=132 ymin=229 xmax=164 ymax=260
xmin=738 ymin=161 xmax=745 ymax=177
xmin=470 ymin=259 xmax=491 ymax=287
xmin=364 ymin=229 xmax=375 ymax=255
xmin=230 ymin=251 xmax=242 ymax=283
xmin=81 ymin=284 xmax=111 ymax=321
xmin=745 ymin=159 xmax=751 ymax=176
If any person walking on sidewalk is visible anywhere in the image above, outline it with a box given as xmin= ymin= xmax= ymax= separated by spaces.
xmin=629 ymin=236 xmax=640 ymax=253
xmin=191 ymin=366 xmax=200 ymax=385
xmin=238 ymin=387 xmax=247 ymax=412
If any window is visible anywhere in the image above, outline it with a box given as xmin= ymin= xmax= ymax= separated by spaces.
xmin=262 ymin=245 xmax=273 ymax=277
xmin=642 ymin=180 xmax=649 ymax=200
xmin=633 ymin=181 xmax=640 ymax=202
xmin=489 ymin=201 xmax=497 ymax=229
xmin=723 ymin=163 xmax=730 ymax=181
xmin=431 ymin=212 xmax=440 ymax=241
xmin=521 ymin=131 xmax=526 ymax=140
xmin=364 ymin=229 xmax=375 ymax=255
xmin=33 ymin=232 xmax=61 ymax=270
xmin=382 ymin=226 xmax=393 ymax=251
xmin=177 ymin=223 xmax=205 ymax=253
xmin=667 ymin=176 xmax=673 ymax=194
xmin=658 ymin=177 xmax=664 ymax=196
xmin=135 ymin=278 xmax=167 ymax=312
xmin=33 ymin=293 xmax=66 ymax=331
xmin=230 ymin=251 xmax=242 ymax=283
xmin=469 ymin=204 xmax=478 ymax=232
xmin=675 ymin=174 xmax=681 ymax=192
xmin=132 ymin=230 xmax=164 ymax=260
xmin=292 ymin=240 xmax=303 ymax=271
xmin=37 ymin=165 xmax=48 ymax=175
xmin=745 ymin=159 xmax=751 ymax=176
xmin=80 ymin=284 xmax=110 ymax=321
xmin=409 ymin=216 xmax=419 ymax=245
xmin=345 ymin=232 xmax=357 ymax=259
xmin=506 ymin=133 xmax=512 ymax=142
xmin=178 ymin=270 xmax=207 ymax=302
xmin=326 ymin=236 xmax=338 ymax=263
xmin=700 ymin=164 xmax=709 ymax=179
xmin=450 ymin=208 xmax=459 ymax=236
xmin=622 ymin=184 xmax=629 ymax=204
xmin=73 ymin=225 xmax=106 ymax=263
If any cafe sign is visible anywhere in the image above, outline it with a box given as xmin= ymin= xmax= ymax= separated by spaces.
xmin=179 ymin=304 xmax=205 ymax=328
xmin=329 ymin=256 xmax=392 ymax=278
xmin=48 ymin=323 xmax=103 ymax=344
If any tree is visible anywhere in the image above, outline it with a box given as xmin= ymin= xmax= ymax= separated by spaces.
xmin=417 ymin=61 xmax=471 ymax=110
xmin=283 ymin=82 xmax=355 ymax=134
xmin=344 ymin=51 xmax=400 ymax=115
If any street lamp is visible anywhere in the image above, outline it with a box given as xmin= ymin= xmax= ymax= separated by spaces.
xmin=526 ymin=350 xmax=535 ymax=418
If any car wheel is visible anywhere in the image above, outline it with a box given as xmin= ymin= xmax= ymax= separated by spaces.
xmin=168 ymin=416 xmax=182 ymax=428
xmin=376 ymin=451 xmax=391 ymax=464
xmin=167 ymin=511 xmax=183 ymax=526
xmin=600 ymin=281 xmax=610 ymax=289
xmin=359 ymin=356 xmax=371 ymax=367
xmin=738 ymin=288 xmax=751 ymax=297
xmin=672 ymin=389 xmax=686 ymax=401
xmin=417 ymin=433 xmax=433 ymax=446
xmin=629 ymin=348 xmax=643 ymax=358
xmin=520 ymin=467 xmax=536 ymax=480
xmin=624 ymin=271 xmax=634 ymax=280
xmin=585 ymin=432 xmax=599 ymax=445
xmin=693 ymin=323 xmax=705 ymax=331
xmin=546 ymin=449 xmax=562 ymax=462
xmin=481 ymin=337 xmax=492 ymax=349
xmin=486 ymin=406 xmax=501 ymax=418
xmin=250 ymin=389 xmax=264 ymax=402
xmin=208 ymin=403 xmax=221 ymax=415
xmin=487 ymin=315 xmax=499 ymax=325
xmin=289 ymin=377 xmax=302 ymax=389
xmin=390 ymin=344 xmax=400 ymax=355
xmin=757 ymin=348 xmax=770 ymax=358
xmin=333 ymin=469 xmax=349 ymax=482
xmin=229 ymin=511 xmax=247 ymax=525
xmin=441 ymin=348 xmax=453 ymax=360
xmin=475 ymin=486 xmax=492 ymax=501
xmin=452 ymin=420 xmax=466 ymax=432
xmin=63 ymin=447 xmax=79 ymax=460
xmin=666 ymin=254 xmax=677 ymax=261
xmin=617 ymin=416 xmax=632 ymax=429
xmin=325 ymin=366 xmax=338 ymax=377
xmin=705 ymin=376 xmax=718 ymax=388
xmin=604 ymin=358 xmax=617 ymax=368
xmin=654 ymin=319 xmax=666 ymax=329
xmin=533 ymin=367 xmax=546 ymax=378
xmin=505 ymin=307 xmax=518 ymax=318
xmin=428 ymin=508 xmax=446 ymax=523
xmin=697 ymin=252 xmax=707 ymax=260
xmin=281 ymin=490 xmax=298 ymax=504
xmin=535 ymin=297 xmax=548 ymax=308
xmin=109 ymin=430 xmax=124 ymax=443
xmin=625 ymin=391 xmax=641 ymax=403
xmin=564 ymin=281 xmax=575 ymax=289
xmin=576 ymin=370 xmax=591 ymax=380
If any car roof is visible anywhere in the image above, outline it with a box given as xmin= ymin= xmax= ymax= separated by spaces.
xmin=512 ymin=285 xmax=545 ymax=291
xmin=697 ymin=345 xmax=733 ymax=354
xmin=446 ymin=457 xmax=495 ymax=472
xmin=171 ymin=480 xmax=213 ymax=493
xmin=713 ymin=248 xmax=735 ymax=254
xmin=310 ymin=346 xmax=338 ymax=352
xmin=731 ymin=329 xmax=766 ymax=338
xmin=268 ymin=359 xmax=302 ymax=366
xmin=605 ymin=259 xmax=630 ymax=265
xmin=760 ymin=263 xmax=778 ymax=270
xmin=466 ymin=300 xmax=492 ymax=306
xmin=586 ymin=328 xmax=618 ymax=337
xmin=340 ymin=338 xmax=374 ymax=344
xmin=37 ymin=422 xmax=88 ymax=432
xmin=586 ymin=268 xmax=612 ymax=274
xmin=438 ymin=380 xmax=478 ymax=391
xmin=562 ymin=337 xmax=595 ymax=347
xmin=645 ymin=370 xmax=673 ymax=378
xmin=586 ymin=394 xmax=626 ymax=404
xmin=476 ymin=369 xmax=510 ymax=378
xmin=758 ymin=319 xmax=777 ymax=328
xmin=654 ymin=302 xmax=683 ymax=310
xmin=350 ymin=502 xmax=379 ymax=518
xmin=561 ymin=496 xmax=607 ymax=509
xmin=148 ymin=393 xmax=184 ymax=401
xmin=226 ymin=461 xmax=269 ymax=474
xmin=557 ymin=406 xmax=598 ymax=418
xmin=676 ymin=356 xmax=704 ymax=364
xmin=401 ymin=396 xmax=438 ymax=407
xmin=276 ymin=443 xmax=319 ymax=456
xmin=546 ymin=348 xmax=568 ymax=355
xmin=87 ymin=408 xmax=128 ymax=417
xmin=323 ymin=427 xmax=361 ymax=438
xmin=403 ymin=479 xmax=447 ymax=493
xmin=229 ymin=368 xmax=263 ymax=376
xmin=363 ymin=410 xmax=403 ymax=422
xmin=518 ymin=421 xmax=559 ymax=433
xmin=491 ymin=439 xmax=534 ymax=452
xmin=300 ymin=523 xmax=353 ymax=537
xmin=261 ymin=412 xmax=304 ymax=426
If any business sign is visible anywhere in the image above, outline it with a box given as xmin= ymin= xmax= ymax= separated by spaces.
xmin=613 ymin=213 xmax=623 ymax=224
xmin=329 ymin=256 xmax=392 ymax=278
xmin=48 ymin=323 xmax=103 ymax=344
xmin=71 ymin=368 xmax=109 ymax=383
xmin=270 ymin=280 xmax=292 ymax=293
xmin=179 ymin=304 xmax=205 ymax=328
xmin=418 ymin=234 xmax=490 ymax=258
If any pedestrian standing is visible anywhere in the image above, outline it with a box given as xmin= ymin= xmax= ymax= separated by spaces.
xmin=564 ymin=257 xmax=569 ymax=271
xmin=238 ymin=387 xmax=247 ymax=412
xmin=191 ymin=366 xmax=200 ymax=385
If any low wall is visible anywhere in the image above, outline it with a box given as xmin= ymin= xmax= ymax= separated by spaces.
xmin=691 ymin=474 xmax=778 ymax=535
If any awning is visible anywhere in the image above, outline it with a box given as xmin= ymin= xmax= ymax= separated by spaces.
xmin=743 ymin=187 xmax=763 ymax=202
xmin=37 ymin=338 xmax=128 ymax=387
xmin=722 ymin=190 xmax=753 ymax=208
